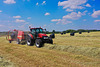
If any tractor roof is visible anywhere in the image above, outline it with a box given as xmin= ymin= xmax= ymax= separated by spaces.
xmin=30 ymin=28 xmax=43 ymax=30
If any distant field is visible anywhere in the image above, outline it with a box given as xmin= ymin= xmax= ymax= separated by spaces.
xmin=0 ymin=32 xmax=100 ymax=67
xmin=53 ymin=32 xmax=100 ymax=47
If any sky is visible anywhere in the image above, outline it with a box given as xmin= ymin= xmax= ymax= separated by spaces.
xmin=0 ymin=0 xmax=100 ymax=32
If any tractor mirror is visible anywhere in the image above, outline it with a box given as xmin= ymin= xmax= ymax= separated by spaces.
xmin=43 ymin=29 xmax=46 ymax=33
xmin=29 ymin=26 xmax=31 ymax=29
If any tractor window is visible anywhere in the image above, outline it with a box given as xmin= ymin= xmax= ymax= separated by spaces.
xmin=36 ymin=29 xmax=39 ymax=33
xmin=40 ymin=29 xmax=43 ymax=33
xmin=31 ymin=29 xmax=35 ymax=33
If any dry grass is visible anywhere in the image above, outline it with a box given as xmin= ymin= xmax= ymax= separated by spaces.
xmin=53 ymin=32 xmax=100 ymax=47
xmin=0 ymin=32 xmax=100 ymax=67
xmin=0 ymin=56 xmax=15 ymax=67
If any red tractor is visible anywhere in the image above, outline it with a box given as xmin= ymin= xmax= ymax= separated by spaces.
xmin=27 ymin=27 xmax=53 ymax=48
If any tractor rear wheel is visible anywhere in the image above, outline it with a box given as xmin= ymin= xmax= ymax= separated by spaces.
xmin=27 ymin=37 xmax=34 ymax=46
xmin=35 ymin=39 xmax=43 ymax=48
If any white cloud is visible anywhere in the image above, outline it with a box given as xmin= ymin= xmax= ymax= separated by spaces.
xmin=0 ymin=10 xmax=2 ymax=13
xmin=27 ymin=17 xmax=31 ymax=19
xmin=94 ymin=20 xmax=100 ymax=22
xmin=83 ymin=10 xmax=88 ymax=15
xmin=15 ymin=19 xmax=25 ymax=23
xmin=3 ymin=0 xmax=16 ymax=4
xmin=63 ymin=11 xmax=87 ymax=20
xmin=61 ymin=19 xmax=72 ymax=25
xmin=66 ymin=9 xmax=73 ymax=12
xmin=63 ymin=12 xmax=82 ymax=20
xmin=13 ymin=16 xmax=21 ymax=18
xmin=51 ymin=19 xmax=72 ymax=25
xmin=36 ymin=2 xmax=39 ymax=5
xmin=51 ymin=19 xmax=61 ymax=22
xmin=86 ymin=3 xmax=91 ymax=7
xmin=92 ymin=10 xmax=100 ymax=18
xmin=42 ymin=1 xmax=46 ymax=5
xmin=52 ymin=10 xmax=87 ymax=25
xmin=56 ymin=19 xmax=72 ymax=25
xmin=45 ymin=12 xmax=50 ymax=16
xmin=58 ymin=0 xmax=87 ymax=10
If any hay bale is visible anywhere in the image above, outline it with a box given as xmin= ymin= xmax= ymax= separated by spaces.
xmin=50 ymin=33 xmax=55 ymax=38
xmin=79 ymin=32 xmax=82 ymax=34
xmin=88 ymin=31 xmax=90 ymax=33
xmin=61 ymin=32 xmax=63 ymax=35
xmin=64 ymin=32 xmax=66 ymax=34
xmin=70 ymin=32 xmax=75 ymax=36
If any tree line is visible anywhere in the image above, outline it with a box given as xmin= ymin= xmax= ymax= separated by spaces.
xmin=0 ymin=29 xmax=100 ymax=36
xmin=46 ymin=29 xmax=100 ymax=34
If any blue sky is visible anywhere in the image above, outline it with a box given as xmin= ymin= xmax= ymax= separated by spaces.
xmin=0 ymin=0 xmax=100 ymax=32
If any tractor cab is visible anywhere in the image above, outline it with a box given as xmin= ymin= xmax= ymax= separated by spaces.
xmin=30 ymin=28 xmax=44 ymax=33
xmin=30 ymin=28 xmax=47 ymax=39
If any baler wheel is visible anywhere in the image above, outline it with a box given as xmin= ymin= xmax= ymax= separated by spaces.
xmin=17 ymin=39 xmax=20 ymax=44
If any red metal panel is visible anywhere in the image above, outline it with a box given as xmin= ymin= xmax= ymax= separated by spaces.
xmin=38 ymin=33 xmax=47 ymax=38
xmin=17 ymin=31 xmax=24 ymax=40
xmin=28 ymin=34 xmax=34 ymax=39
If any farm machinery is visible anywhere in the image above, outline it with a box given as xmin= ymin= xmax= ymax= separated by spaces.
xmin=6 ymin=29 xmax=27 ymax=44
xmin=6 ymin=27 xmax=53 ymax=48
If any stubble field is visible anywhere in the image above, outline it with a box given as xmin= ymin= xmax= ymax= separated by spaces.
xmin=0 ymin=32 xmax=100 ymax=67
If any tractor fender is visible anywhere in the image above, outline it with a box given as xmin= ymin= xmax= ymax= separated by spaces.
xmin=28 ymin=34 xmax=34 ymax=39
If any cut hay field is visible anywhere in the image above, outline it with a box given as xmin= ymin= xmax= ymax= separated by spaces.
xmin=53 ymin=32 xmax=100 ymax=47
xmin=0 ymin=32 xmax=100 ymax=67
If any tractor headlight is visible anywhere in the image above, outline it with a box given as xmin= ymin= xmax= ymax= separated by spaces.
xmin=44 ymin=37 xmax=48 ymax=39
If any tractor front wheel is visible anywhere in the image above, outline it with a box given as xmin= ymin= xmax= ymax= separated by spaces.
xmin=35 ymin=39 xmax=43 ymax=48
xmin=50 ymin=39 xmax=53 ymax=44
xmin=49 ymin=37 xmax=53 ymax=44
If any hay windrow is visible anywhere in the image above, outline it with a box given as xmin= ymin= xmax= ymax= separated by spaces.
xmin=43 ymin=44 xmax=100 ymax=58
xmin=0 ymin=56 xmax=15 ymax=67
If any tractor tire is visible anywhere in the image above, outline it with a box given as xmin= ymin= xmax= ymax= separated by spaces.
xmin=50 ymin=39 xmax=53 ymax=44
xmin=17 ymin=39 xmax=20 ymax=44
xmin=35 ymin=39 xmax=43 ymax=48
xmin=27 ymin=37 xmax=34 ymax=46
xmin=49 ymin=37 xmax=53 ymax=44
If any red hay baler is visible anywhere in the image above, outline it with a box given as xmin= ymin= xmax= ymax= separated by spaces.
xmin=6 ymin=29 xmax=27 ymax=44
